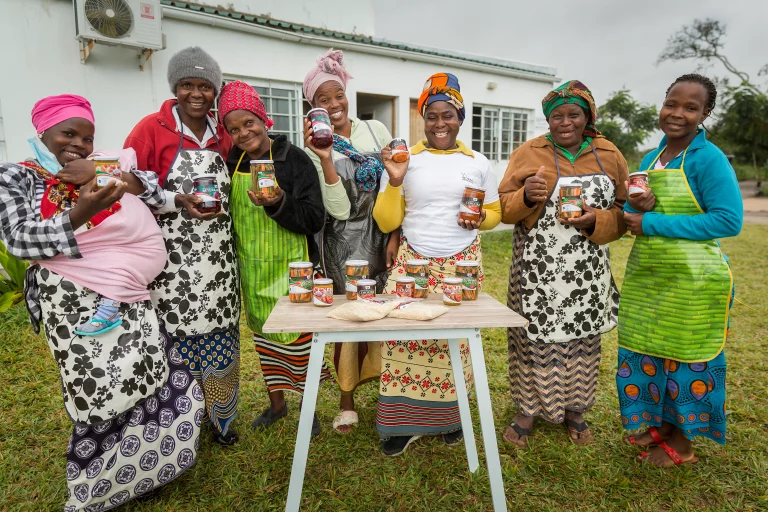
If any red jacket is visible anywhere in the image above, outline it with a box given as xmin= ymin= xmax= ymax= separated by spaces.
xmin=124 ymin=99 xmax=233 ymax=186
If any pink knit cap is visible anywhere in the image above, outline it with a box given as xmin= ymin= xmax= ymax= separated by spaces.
xmin=302 ymin=49 xmax=353 ymax=104
xmin=31 ymin=94 xmax=95 ymax=134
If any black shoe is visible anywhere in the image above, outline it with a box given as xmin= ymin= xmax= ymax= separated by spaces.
xmin=381 ymin=435 xmax=422 ymax=456
xmin=252 ymin=404 xmax=288 ymax=430
xmin=311 ymin=413 xmax=321 ymax=438
xmin=213 ymin=428 xmax=239 ymax=446
xmin=443 ymin=429 xmax=463 ymax=446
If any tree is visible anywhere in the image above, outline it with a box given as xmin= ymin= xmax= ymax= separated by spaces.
xmin=596 ymin=90 xmax=658 ymax=158
xmin=658 ymin=18 xmax=768 ymax=189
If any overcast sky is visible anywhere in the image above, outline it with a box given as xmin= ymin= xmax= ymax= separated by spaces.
xmin=373 ymin=0 xmax=767 ymax=115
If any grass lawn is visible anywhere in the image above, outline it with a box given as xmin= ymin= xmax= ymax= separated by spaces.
xmin=1 ymin=226 xmax=766 ymax=511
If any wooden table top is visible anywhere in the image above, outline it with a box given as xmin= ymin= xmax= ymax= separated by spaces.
xmin=262 ymin=292 xmax=528 ymax=334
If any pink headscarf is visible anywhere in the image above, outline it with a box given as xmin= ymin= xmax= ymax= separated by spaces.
xmin=31 ymin=94 xmax=95 ymax=134
xmin=302 ymin=49 xmax=353 ymax=104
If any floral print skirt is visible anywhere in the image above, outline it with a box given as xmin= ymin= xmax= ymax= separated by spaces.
xmin=376 ymin=237 xmax=478 ymax=440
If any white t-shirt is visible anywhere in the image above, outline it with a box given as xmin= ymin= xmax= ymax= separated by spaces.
xmin=380 ymin=148 xmax=499 ymax=257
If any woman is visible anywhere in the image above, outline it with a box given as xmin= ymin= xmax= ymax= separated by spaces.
xmin=498 ymin=80 xmax=629 ymax=447
xmin=619 ymin=74 xmax=742 ymax=466
xmin=303 ymin=49 xmax=394 ymax=433
xmin=124 ymin=46 xmax=241 ymax=445
xmin=218 ymin=80 xmax=332 ymax=435
xmin=373 ymin=72 xmax=502 ymax=455
xmin=0 ymin=94 xmax=204 ymax=511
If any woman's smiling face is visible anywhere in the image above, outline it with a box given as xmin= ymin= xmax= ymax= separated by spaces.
xmin=312 ymin=81 xmax=349 ymax=130
xmin=659 ymin=81 xmax=710 ymax=140
xmin=424 ymin=101 xmax=460 ymax=150
xmin=40 ymin=117 xmax=95 ymax=165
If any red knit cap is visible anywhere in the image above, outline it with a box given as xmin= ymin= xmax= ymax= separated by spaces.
xmin=218 ymin=80 xmax=274 ymax=128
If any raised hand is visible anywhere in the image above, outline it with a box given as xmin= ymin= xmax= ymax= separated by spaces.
xmin=381 ymin=145 xmax=408 ymax=187
xmin=524 ymin=166 xmax=548 ymax=205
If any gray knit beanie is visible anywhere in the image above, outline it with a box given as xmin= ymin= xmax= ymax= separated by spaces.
xmin=167 ymin=46 xmax=223 ymax=95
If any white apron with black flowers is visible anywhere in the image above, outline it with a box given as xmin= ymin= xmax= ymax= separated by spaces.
xmin=150 ymin=145 xmax=239 ymax=337
xmin=520 ymin=144 xmax=619 ymax=343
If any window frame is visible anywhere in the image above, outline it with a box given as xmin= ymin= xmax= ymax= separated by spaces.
xmin=471 ymin=104 xmax=532 ymax=161
xmin=214 ymin=76 xmax=305 ymax=147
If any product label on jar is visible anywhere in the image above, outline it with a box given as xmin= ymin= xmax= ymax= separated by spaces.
xmin=312 ymin=121 xmax=332 ymax=134
xmin=460 ymin=197 xmax=482 ymax=214
xmin=443 ymin=284 xmax=462 ymax=304
xmin=357 ymin=286 xmax=375 ymax=301
xmin=345 ymin=277 xmax=359 ymax=293
xmin=457 ymin=272 xmax=477 ymax=291
xmin=628 ymin=175 xmax=649 ymax=195
xmin=258 ymin=171 xmax=276 ymax=188
xmin=560 ymin=197 xmax=583 ymax=212
xmin=289 ymin=275 xmax=313 ymax=295
xmin=394 ymin=283 xmax=414 ymax=298
xmin=407 ymin=269 xmax=429 ymax=290
xmin=313 ymin=286 xmax=333 ymax=306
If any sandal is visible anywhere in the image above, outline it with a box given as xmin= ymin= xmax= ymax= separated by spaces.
xmin=565 ymin=418 xmax=594 ymax=446
xmin=502 ymin=422 xmax=531 ymax=448
xmin=332 ymin=410 xmax=358 ymax=434
xmin=638 ymin=440 xmax=699 ymax=467
xmin=625 ymin=426 xmax=663 ymax=447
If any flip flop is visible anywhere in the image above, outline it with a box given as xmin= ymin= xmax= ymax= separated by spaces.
xmin=502 ymin=422 xmax=531 ymax=448
xmin=332 ymin=410 xmax=358 ymax=434
xmin=625 ymin=426 xmax=663 ymax=447
xmin=638 ymin=440 xmax=699 ymax=467
xmin=565 ymin=418 xmax=594 ymax=445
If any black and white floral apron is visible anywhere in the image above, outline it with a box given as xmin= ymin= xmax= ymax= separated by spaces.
xmin=519 ymin=143 xmax=619 ymax=343
xmin=149 ymin=135 xmax=240 ymax=337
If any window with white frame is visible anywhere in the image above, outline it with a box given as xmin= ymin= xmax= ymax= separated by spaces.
xmin=214 ymin=77 xmax=304 ymax=146
xmin=471 ymin=105 xmax=531 ymax=161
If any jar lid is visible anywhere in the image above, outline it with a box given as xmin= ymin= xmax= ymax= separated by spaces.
xmin=629 ymin=171 xmax=648 ymax=176
xmin=92 ymin=156 xmax=119 ymax=161
xmin=396 ymin=276 xmax=415 ymax=282
xmin=406 ymin=259 xmax=429 ymax=265
xmin=307 ymin=107 xmax=329 ymax=115
xmin=288 ymin=261 xmax=313 ymax=268
xmin=444 ymin=277 xmax=463 ymax=284
xmin=357 ymin=279 xmax=376 ymax=286
xmin=313 ymin=278 xmax=333 ymax=285
xmin=250 ymin=160 xmax=274 ymax=164
xmin=345 ymin=260 xmax=369 ymax=266
xmin=193 ymin=174 xmax=216 ymax=179
xmin=464 ymin=186 xmax=486 ymax=192
xmin=456 ymin=261 xmax=479 ymax=267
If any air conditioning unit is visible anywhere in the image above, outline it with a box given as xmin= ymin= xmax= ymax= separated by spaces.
xmin=74 ymin=0 xmax=163 ymax=51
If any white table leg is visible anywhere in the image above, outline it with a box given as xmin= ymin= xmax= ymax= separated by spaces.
xmin=448 ymin=337 xmax=479 ymax=473
xmin=285 ymin=334 xmax=326 ymax=512
xmin=468 ymin=332 xmax=507 ymax=512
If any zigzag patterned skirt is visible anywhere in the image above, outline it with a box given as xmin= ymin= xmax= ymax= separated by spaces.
xmin=507 ymin=225 xmax=601 ymax=424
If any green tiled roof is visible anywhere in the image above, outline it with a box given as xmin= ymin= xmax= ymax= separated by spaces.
xmin=159 ymin=0 xmax=556 ymax=78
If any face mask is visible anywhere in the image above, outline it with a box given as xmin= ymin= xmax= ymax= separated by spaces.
xmin=28 ymin=135 xmax=63 ymax=175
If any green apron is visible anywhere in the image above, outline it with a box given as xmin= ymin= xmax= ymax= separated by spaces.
xmin=231 ymin=151 xmax=307 ymax=344
xmin=618 ymin=148 xmax=733 ymax=362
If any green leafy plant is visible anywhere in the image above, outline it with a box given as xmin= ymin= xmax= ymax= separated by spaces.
xmin=0 ymin=242 xmax=28 ymax=312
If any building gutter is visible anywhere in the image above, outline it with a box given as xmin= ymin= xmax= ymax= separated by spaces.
xmin=161 ymin=6 xmax=558 ymax=84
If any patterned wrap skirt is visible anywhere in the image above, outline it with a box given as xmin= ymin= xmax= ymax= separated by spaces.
xmin=375 ymin=236 xmax=479 ymax=440
xmin=34 ymin=268 xmax=203 ymax=511
xmin=253 ymin=332 xmax=333 ymax=394
xmin=507 ymin=225 xmax=602 ymax=424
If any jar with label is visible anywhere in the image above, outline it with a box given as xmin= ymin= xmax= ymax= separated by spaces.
xmin=442 ymin=277 xmax=463 ymax=306
xmin=455 ymin=261 xmax=479 ymax=300
xmin=356 ymin=279 xmax=377 ymax=301
xmin=559 ymin=185 xmax=583 ymax=219
xmin=307 ymin=108 xmax=333 ymax=149
xmin=394 ymin=276 xmax=416 ymax=298
xmin=93 ymin=156 xmax=122 ymax=190
xmin=193 ymin=174 xmax=221 ymax=214
xmin=312 ymin=278 xmax=334 ymax=307
xmin=406 ymin=259 xmax=430 ymax=298
xmin=288 ymin=262 xmax=313 ymax=303
xmin=345 ymin=260 xmax=369 ymax=300
xmin=458 ymin=187 xmax=486 ymax=223
xmin=250 ymin=160 xmax=278 ymax=199
xmin=628 ymin=171 xmax=650 ymax=198
xmin=389 ymin=138 xmax=409 ymax=163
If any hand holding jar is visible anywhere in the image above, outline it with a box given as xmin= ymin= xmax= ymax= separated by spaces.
xmin=381 ymin=145 xmax=409 ymax=187
xmin=303 ymin=115 xmax=334 ymax=162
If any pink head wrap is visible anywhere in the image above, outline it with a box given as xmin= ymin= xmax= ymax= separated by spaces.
xmin=31 ymin=94 xmax=95 ymax=134
xmin=218 ymin=81 xmax=274 ymax=129
xmin=302 ymin=49 xmax=353 ymax=104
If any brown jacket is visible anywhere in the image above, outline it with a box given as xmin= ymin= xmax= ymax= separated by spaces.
xmin=499 ymin=134 xmax=629 ymax=245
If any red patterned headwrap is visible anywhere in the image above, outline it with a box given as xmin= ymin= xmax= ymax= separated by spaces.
xmin=217 ymin=81 xmax=274 ymax=129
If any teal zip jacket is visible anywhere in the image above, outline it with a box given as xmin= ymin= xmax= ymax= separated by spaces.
xmin=626 ymin=129 xmax=743 ymax=240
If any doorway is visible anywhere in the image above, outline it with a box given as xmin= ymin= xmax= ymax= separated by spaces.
xmin=356 ymin=93 xmax=396 ymax=136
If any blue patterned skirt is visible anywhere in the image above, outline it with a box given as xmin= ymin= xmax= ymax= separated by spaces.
xmin=616 ymin=348 xmax=726 ymax=444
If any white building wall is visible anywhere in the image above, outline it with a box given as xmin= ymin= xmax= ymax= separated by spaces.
xmin=1 ymin=0 xmax=554 ymax=184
